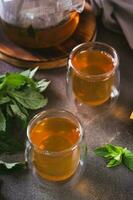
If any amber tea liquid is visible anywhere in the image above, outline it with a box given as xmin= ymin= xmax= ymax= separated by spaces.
xmin=30 ymin=117 xmax=80 ymax=181
xmin=72 ymin=50 xmax=114 ymax=106
xmin=1 ymin=11 xmax=79 ymax=48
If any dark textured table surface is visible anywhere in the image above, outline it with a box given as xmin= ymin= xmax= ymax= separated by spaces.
xmin=0 ymin=20 xmax=133 ymax=200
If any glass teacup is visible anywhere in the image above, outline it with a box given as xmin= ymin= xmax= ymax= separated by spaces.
xmin=26 ymin=109 xmax=87 ymax=188
xmin=67 ymin=42 xmax=120 ymax=117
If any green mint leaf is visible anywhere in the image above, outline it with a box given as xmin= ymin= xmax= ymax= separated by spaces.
xmin=0 ymin=76 xmax=6 ymax=90
xmin=94 ymin=146 xmax=110 ymax=158
xmin=95 ymin=144 xmax=123 ymax=159
xmin=107 ymin=158 xmax=122 ymax=168
xmin=123 ymin=150 xmax=133 ymax=171
xmin=6 ymin=104 xmax=13 ymax=117
xmin=114 ymin=154 xmax=122 ymax=161
xmin=2 ymin=73 xmax=36 ymax=91
xmin=0 ymin=109 xmax=6 ymax=132
xmin=20 ymin=67 xmax=39 ymax=79
xmin=95 ymin=144 xmax=124 ymax=169
xmin=105 ymin=144 xmax=124 ymax=155
xmin=0 ymin=161 xmax=27 ymax=174
xmin=5 ymin=73 xmax=26 ymax=89
xmin=10 ymin=103 xmax=28 ymax=126
xmin=95 ymin=144 xmax=133 ymax=171
xmin=19 ymin=105 xmax=29 ymax=117
xmin=28 ymin=67 xmax=39 ymax=79
xmin=20 ymin=69 xmax=31 ymax=77
xmin=0 ymin=96 xmax=10 ymax=105
xmin=0 ymin=74 xmax=5 ymax=80
xmin=0 ymin=68 xmax=49 ymax=157
xmin=95 ymin=144 xmax=124 ymax=160
xmin=36 ymin=79 xmax=50 ymax=93
xmin=94 ymin=145 xmax=124 ymax=159
xmin=9 ymin=88 xmax=48 ymax=110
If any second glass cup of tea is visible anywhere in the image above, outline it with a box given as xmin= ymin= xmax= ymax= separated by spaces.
xmin=26 ymin=110 xmax=87 ymax=188
xmin=67 ymin=42 xmax=120 ymax=111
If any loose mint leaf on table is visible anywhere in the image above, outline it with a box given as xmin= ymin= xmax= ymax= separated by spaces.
xmin=107 ymin=158 xmax=122 ymax=168
xmin=95 ymin=144 xmax=133 ymax=171
xmin=95 ymin=144 xmax=124 ymax=160
xmin=94 ymin=146 xmax=110 ymax=158
xmin=0 ymin=161 xmax=27 ymax=174
xmin=123 ymin=150 xmax=133 ymax=171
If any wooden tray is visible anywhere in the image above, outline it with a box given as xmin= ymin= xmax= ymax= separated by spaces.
xmin=0 ymin=4 xmax=96 ymax=69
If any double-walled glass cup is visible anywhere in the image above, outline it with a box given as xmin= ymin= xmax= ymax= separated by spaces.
xmin=26 ymin=110 xmax=87 ymax=188
xmin=67 ymin=42 xmax=120 ymax=111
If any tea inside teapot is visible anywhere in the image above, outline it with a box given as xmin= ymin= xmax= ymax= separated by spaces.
xmin=0 ymin=0 xmax=85 ymax=48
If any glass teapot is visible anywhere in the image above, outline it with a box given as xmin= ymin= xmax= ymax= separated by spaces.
xmin=0 ymin=0 xmax=85 ymax=48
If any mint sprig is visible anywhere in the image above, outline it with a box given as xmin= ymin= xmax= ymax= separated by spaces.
xmin=0 ymin=67 xmax=50 ymax=173
xmin=95 ymin=144 xmax=133 ymax=171
xmin=0 ymin=67 xmax=50 ymax=133
xmin=0 ymin=67 xmax=50 ymax=156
